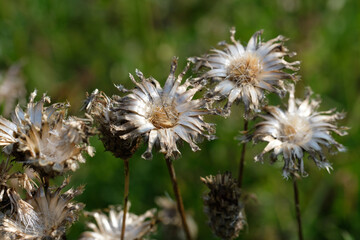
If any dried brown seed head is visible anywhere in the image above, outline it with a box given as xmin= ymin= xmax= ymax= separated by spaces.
xmin=201 ymin=172 xmax=246 ymax=240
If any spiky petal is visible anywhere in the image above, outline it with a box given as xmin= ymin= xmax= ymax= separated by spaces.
xmin=0 ymin=179 xmax=84 ymax=239
xmin=0 ymin=91 xmax=95 ymax=176
xmin=251 ymin=84 xmax=348 ymax=178
xmin=194 ymin=28 xmax=299 ymax=118
xmin=80 ymin=204 xmax=156 ymax=240
xmin=113 ymin=58 xmax=215 ymax=160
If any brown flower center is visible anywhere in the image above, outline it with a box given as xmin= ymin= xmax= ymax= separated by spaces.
xmin=150 ymin=105 xmax=179 ymax=129
xmin=227 ymin=54 xmax=262 ymax=85
xmin=281 ymin=115 xmax=312 ymax=144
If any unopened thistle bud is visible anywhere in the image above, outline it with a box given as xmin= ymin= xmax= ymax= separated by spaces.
xmin=201 ymin=172 xmax=246 ymax=240
xmin=83 ymin=89 xmax=141 ymax=159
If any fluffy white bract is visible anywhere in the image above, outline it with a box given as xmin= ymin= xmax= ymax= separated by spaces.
xmin=0 ymin=91 xmax=94 ymax=176
xmin=115 ymin=58 xmax=215 ymax=160
xmin=80 ymin=205 xmax=156 ymax=240
xmin=197 ymin=28 xmax=299 ymax=118
xmin=0 ymin=181 xmax=84 ymax=239
xmin=252 ymin=84 xmax=348 ymax=178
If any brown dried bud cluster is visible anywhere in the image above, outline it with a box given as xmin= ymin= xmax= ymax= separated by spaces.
xmin=201 ymin=172 xmax=246 ymax=240
xmin=83 ymin=89 xmax=141 ymax=160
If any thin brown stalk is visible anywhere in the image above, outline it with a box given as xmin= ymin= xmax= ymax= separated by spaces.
xmin=42 ymin=175 xmax=50 ymax=190
xmin=165 ymin=157 xmax=192 ymax=240
xmin=292 ymin=176 xmax=304 ymax=240
xmin=121 ymin=158 xmax=130 ymax=240
xmin=237 ymin=119 xmax=248 ymax=188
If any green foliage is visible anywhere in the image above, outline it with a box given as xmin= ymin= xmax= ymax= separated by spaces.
xmin=0 ymin=0 xmax=358 ymax=239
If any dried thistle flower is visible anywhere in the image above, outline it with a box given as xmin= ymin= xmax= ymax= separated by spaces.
xmin=194 ymin=27 xmax=299 ymax=118
xmin=0 ymin=90 xmax=95 ymax=176
xmin=155 ymin=196 xmax=198 ymax=240
xmin=113 ymin=58 xmax=215 ymax=160
xmin=0 ymin=179 xmax=84 ymax=239
xmin=0 ymin=64 xmax=26 ymax=117
xmin=0 ymin=159 xmax=14 ymax=212
xmin=251 ymin=84 xmax=348 ymax=178
xmin=201 ymin=172 xmax=246 ymax=240
xmin=83 ymin=89 xmax=141 ymax=159
xmin=80 ymin=204 xmax=156 ymax=240
xmin=0 ymin=159 xmax=37 ymax=214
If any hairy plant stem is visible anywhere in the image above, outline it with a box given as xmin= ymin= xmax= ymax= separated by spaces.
xmin=237 ymin=119 xmax=248 ymax=188
xmin=292 ymin=176 xmax=304 ymax=240
xmin=165 ymin=157 xmax=192 ymax=240
xmin=121 ymin=158 xmax=130 ymax=240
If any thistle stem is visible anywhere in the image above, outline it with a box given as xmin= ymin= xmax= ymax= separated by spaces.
xmin=237 ymin=119 xmax=248 ymax=188
xmin=292 ymin=176 xmax=304 ymax=240
xmin=121 ymin=158 xmax=130 ymax=240
xmin=165 ymin=157 xmax=192 ymax=240
xmin=42 ymin=175 xmax=50 ymax=190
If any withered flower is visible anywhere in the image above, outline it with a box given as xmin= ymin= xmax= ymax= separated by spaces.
xmin=0 ymin=179 xmax=84 ymax=239
xmin=251 ymin=84 xmax=348 ymax=178
xmin=80 ymin=204 xmax=156 ymax=240
xmin=114 ymin=58 xmax=215 ymax=160
xmin=0 ymin=90 xmax=94 ymax=176
xmin=84 ymin=89 xmax=140 ymax=159
xmin=0 ymin=159 xmax=37 ymax=213
xmin=0 ymin=159 xmax=15 ymax=214
xmin=194 ymin=28 xmax=299 ymax=118
xmin=201 ymin=172 xmax=246 ymax=240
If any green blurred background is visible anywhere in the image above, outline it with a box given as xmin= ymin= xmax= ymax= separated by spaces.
xmin=0 ymin=0 xmax=359 ymax=239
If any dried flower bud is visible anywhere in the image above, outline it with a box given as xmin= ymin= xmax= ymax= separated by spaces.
xmin=201 ymin=172 xmax=246 ymax=240
xmin=155 ymin=196 xmax=198 ymax=240
xmin=84 ymin=89 xmax=141 ymax=159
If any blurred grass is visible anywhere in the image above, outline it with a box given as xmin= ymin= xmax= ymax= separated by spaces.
xmin=0 ymin=0 xmax=359 ymax=239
